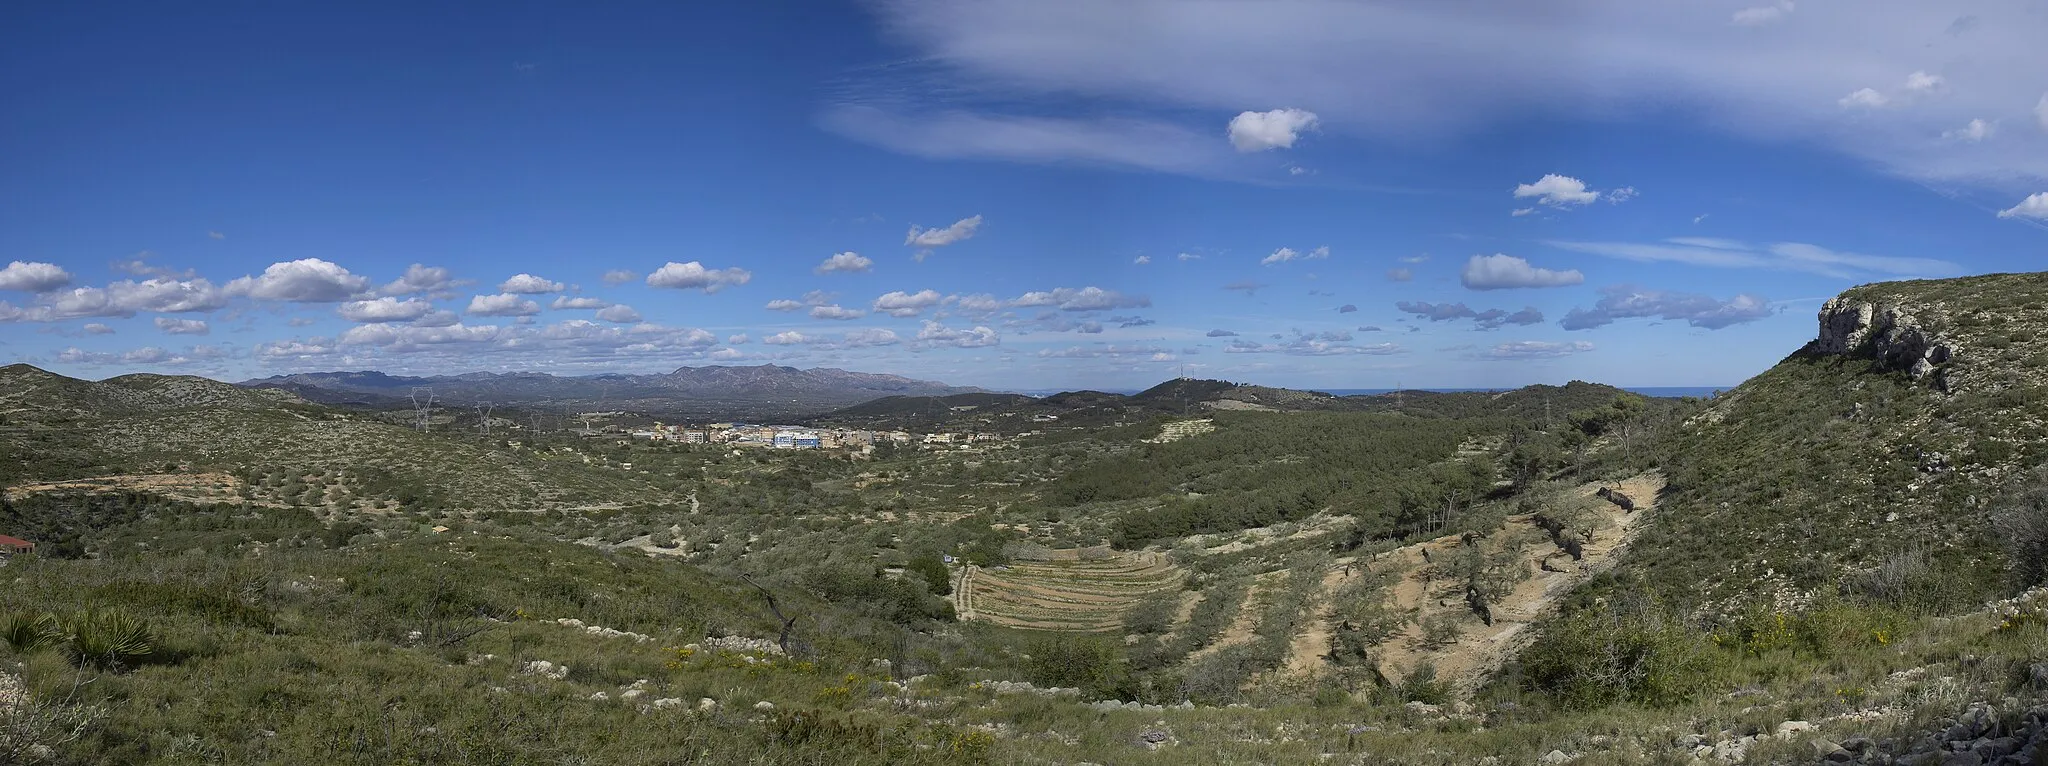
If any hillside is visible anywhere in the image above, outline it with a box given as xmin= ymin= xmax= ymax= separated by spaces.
xmin=239 ymin=364 xmax=985 ymax=420
xmin=1610 ymin=271 xmax=2048 ymax=614
xmin=0 ymin=365 xmax=309 ymax=420
xmin=819 ymin=377 xmax=1653 ymax=432
xmin=0 ymin=365 xmax=678 ymax=511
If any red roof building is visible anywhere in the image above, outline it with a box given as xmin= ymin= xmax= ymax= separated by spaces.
xmin=0 ymin=534 xmax=33 ymax=555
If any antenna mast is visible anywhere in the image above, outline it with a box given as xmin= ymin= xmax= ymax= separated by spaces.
xmin=409 ymin=387 xmax=436 ymax=432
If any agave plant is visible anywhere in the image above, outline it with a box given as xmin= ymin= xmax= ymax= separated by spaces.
xmin=59 ymin=609 xmax=156 ymax=670
xmin=0 ymin=611 xmax=60 ymax=653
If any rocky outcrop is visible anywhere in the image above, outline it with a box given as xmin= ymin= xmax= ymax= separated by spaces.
xmin=1810 ymin=297 xmax=1955 ymax=391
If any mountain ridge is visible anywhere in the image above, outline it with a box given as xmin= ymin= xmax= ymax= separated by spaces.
xmin=234 ymin=363 xmax=987 ymax=419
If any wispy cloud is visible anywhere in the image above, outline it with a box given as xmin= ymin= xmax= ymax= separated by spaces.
xmin=1545 ymin=238 xmax=1961 ymax=279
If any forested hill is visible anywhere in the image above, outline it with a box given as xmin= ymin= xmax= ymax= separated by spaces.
xmin=818 ymin=378 xmax=1652 ymax=432
xmin=237 ymin=364 xmax=983 ymax=420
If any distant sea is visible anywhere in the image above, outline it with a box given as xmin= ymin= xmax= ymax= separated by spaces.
xmin=1006 ymin=386 xmax=1731 ymax=398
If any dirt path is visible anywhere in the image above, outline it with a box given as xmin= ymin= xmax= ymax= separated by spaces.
xmin=954 ymin=565 xmax=977 ymax=621
xmin=1364 ymin=473 xmax=1664 ymax=694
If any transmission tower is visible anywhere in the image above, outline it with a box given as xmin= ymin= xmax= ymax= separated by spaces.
xmin=476 ymin=402 xmax=495 ymax=436
xmin=409 ymin=388 xmax=436 ymax=433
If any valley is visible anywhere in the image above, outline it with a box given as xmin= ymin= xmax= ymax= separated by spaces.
xmin=3 ymin=274 xmax=2048 ymax=764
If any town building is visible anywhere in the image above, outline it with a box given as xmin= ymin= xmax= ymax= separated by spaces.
xmin=0 ymin=534 xmax=34 ymax=557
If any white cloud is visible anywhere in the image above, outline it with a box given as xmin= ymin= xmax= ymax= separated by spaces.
xmin=228 ymin=258 xmax=369 ymax=302
xmin=874 ymin=289 xmax=946 ymax=317
xmin=951 ymin=293 xmax=1003 ymax=314
xmin=154 ymin=317 xmax=209 ymax=335
xmin=1546 ymin=237 xmax=1963 ymax=278
xmin=1943 ymin=118 xmax=1994 ymax=142
xmin=1386 ymin=267 xmax=1413 ymax=282
xmin=840 ymin=328 xmax=902 ymax=347
xmin=601 ymin=269 xmax=640 ymax=286
xmin=1223 ymin=330 xmax=1402 ymax=356
xmin=726 ymin=333 xmax=750 ymax=345
xmin=810 ymin=304 xmax=867 ymax=320
xmin=341 ymin=322 xmax=500 ymax=348
xmin=82 ymin=323 xmax=113 ymax=335
xmin=1561 ymin=286 xmax=1773 ymax=330
xmin=1902 ymin=70 xmax=1944 ymax=95
xmin=1133 ymin=255 xmax=1151 ymax=265
xmin=765 ymin=299 xmax=804 ymax=312
xmin=1510 ymin=208 xmax=1536 ymax=217
xmin=499 ymin=273 xmax=565 ymax=294
xmin=15 ymin=278 xmax=231 ymax=320
xmin=1605 ymin=187 xmax=1638 ymax=203
xmin=1731 ymin=1 xmax=1792 ymax=26
xmin=208 ymin=231 xmax=227 ymax=240
xmin=821 ymin=107 xmax=1234 ymax=178
xmin=0 ymin=261 xmax=72 ymax=292
xmin=1259 ymin=246 xmax=1328 ymax=265
xmin=915 ymin=321 xmax=999 ymax=348
xmin=843 ymin=2 xmax=2048 ymax=190
xmin=1513 ymin=174 xmax=1602 ymax=207
xmin=339 ymin=297 xmax=435 ymax=323
xmin=1227 ymin=108 xmax=1319 ymax=152
xmin=379 ymin=264 xmax=455 ymax=297
xmin=1178 ymin=253 xmax=1202 ymax=261
xmin=905 ymin=215 xmax=984 ymax=248
xmin=764 ymin=331 xmax=808 ymax=346
xmin=816 ymin=251 xmax=874 ymax=274
xmin=1010 ymin=286 xmax=1149 ymax=311
xmin=645 ymin=261 xmax=752 ymax=293
xmin=256 ymin=340 xmax=335 ymax=359
xmin=413 ymin=310 xmax=461 ymax=328
xmin=1996 ymin=192 xmax=2048 ymax=220
xmin=1459 ymin=254 xmax=1585 ymax=290
xmin=550 ymin=296 xmax=611 ymax=310
xmin=1837 ymin=88 xmax=1889 ymax=109
xmin=595 ymin=304 xmax=643 ymax=323
xmin=465 ymin=294 xmax=542 ymax=317
xmin=1481 ymin=341 xmax=1595 ymax=360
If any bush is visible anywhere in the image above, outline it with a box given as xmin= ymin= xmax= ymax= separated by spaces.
xmin=1992 ymin=471 xmax=2048 ymax=587
xmin=1123 ymin=591 xmax=1180 ymax=636
xmin=1519 ymin=600 xmax=1716 ymax=708
xmin=905 ymin=552 xmax=952 ymax=597
xmin=0 ymin=609 xmax=157 ymax=671
xmin=1024 ymin=635 xmax=1129 ymax=698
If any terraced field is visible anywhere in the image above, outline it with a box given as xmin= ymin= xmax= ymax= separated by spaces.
xmin=955 ymin=547 xmax=1183 ymax=631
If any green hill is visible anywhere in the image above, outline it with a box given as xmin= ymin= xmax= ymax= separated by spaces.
xmin=0 ymin=366 xmax=677 ymax=511
xmin=1613 ymin=272 xmax=2048 ymax=613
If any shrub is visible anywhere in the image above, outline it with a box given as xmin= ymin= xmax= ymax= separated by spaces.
xmin=1024 ymin=634 xmax=1128 ymax=698
xmin=1123 ymin=591 xmax=1180 ymax=636
xmin=1 ymin=610 xmax=157 ymax=671
xmin=1992 ymin=471 xmax=2048 ymax=587
xmin=1519 ymin=600 xmax=1716 ymax=708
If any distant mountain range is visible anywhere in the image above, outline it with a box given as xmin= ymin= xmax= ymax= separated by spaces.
xmin=235 ymin=364 xmax=985 ymax=419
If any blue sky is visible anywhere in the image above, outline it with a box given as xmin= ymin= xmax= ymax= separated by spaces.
xmin=3 ymin=1 xmax=2045 ymax=391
